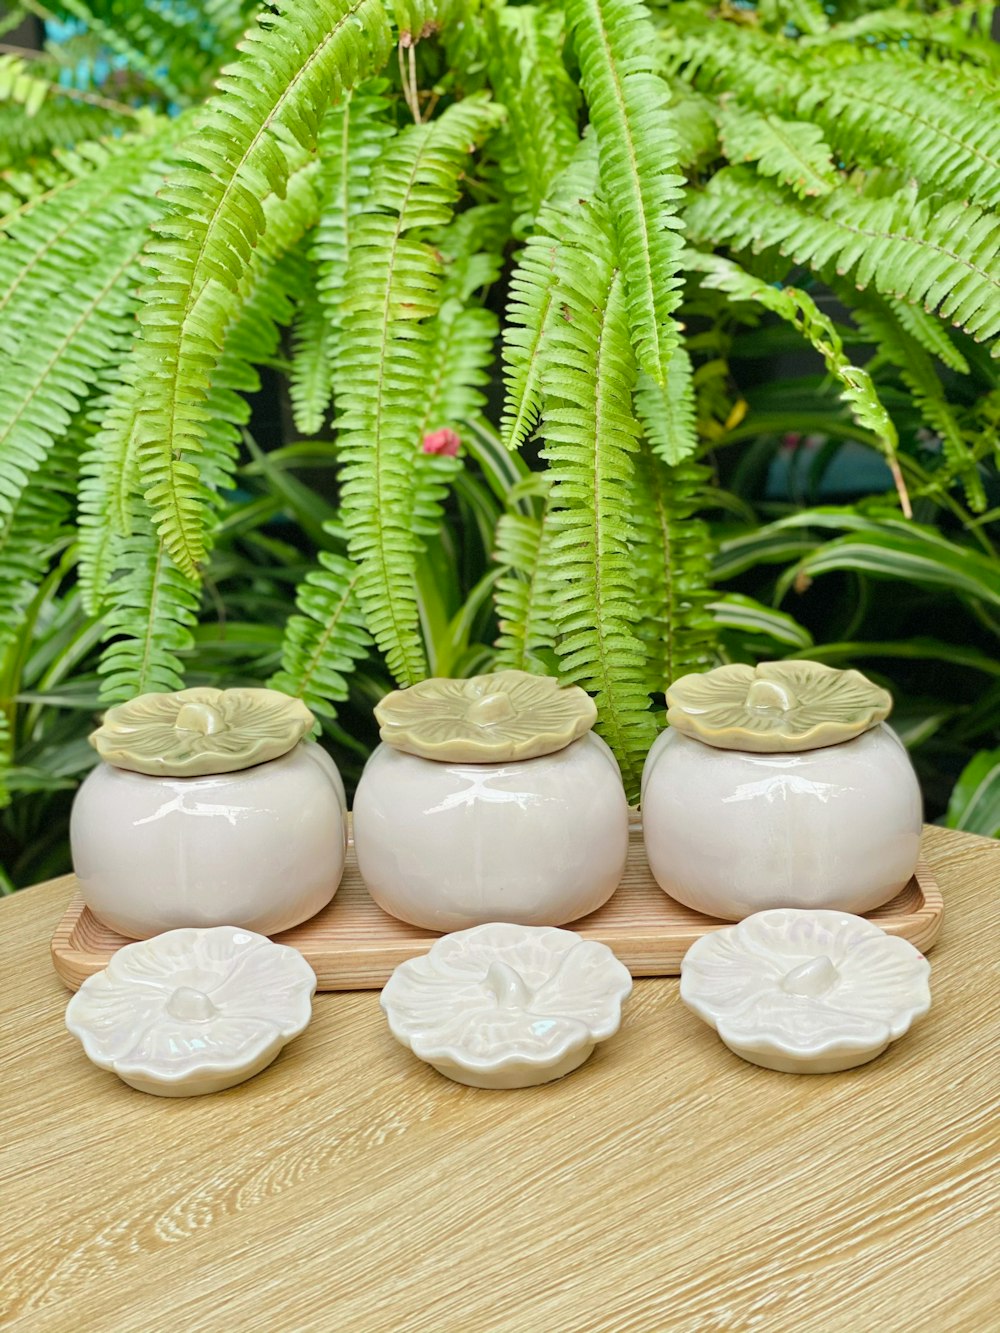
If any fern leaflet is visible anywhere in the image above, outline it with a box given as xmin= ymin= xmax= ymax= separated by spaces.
xmin=335 ymin=95 xmax=504 ymax=685
xmin=685 ymin=170 xmax=1000 ymax=354
xmin=567 ymin=0 xmax=685 ymax=384
xmin=540 ymin=195 xmax=656 ymax=799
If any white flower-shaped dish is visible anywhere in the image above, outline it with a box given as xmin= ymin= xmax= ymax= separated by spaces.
xmin=680 ymin=910 xmax=931 ymax=1074
xmin=65 ymin=927 xmax=317 ymax=1096
xmin=380 ymin=923 xmax=633 ymax=1089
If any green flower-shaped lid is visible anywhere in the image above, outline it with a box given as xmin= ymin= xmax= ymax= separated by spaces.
xmin=666 ymin=660 xmax=892 ymax=753
xmin=375 ymin=670 xmax=598 ymax=762
xmin=90 ymin=687 xmax=315 ymax=776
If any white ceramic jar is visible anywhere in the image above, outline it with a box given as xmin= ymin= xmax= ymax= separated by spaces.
xmin=70 ymin=687 xmax=348 ymax=938
xmin=641 ymin=661 xmax=923 ymax=920
xmin=352 ymin=670 xmax=629 ymax=931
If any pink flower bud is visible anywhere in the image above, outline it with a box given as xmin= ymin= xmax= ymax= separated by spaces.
xmin=421 ymin=427 xmax=461 ymax=457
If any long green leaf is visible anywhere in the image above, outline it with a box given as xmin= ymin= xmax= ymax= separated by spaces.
xmin=946 ymin=748 xmax=1000 ymax=838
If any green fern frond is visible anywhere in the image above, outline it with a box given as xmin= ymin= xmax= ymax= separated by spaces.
xmin=500 ymin=231 xmax=559 ymax=451
xmin=0 ymin=122 xmax=171 ymax=359
xmin=888 ymin=298 xmax=969 ymax=375
xmin=849 ymin=290 xmax=985 ymax=511
xmin=432 ymin=202 xmax=507 ymax=303
xmin=631 ymin=444 xmax=716 ymax=689
xmin=567 ymin=0 xmax=685 ymax=385
xmin=715 ymin=102 xmax=837 ymax=199
xmin=634 ymin=345 xmax=698 ymax=466
xmin=500 ymin=141 xmax=601 ymax=452
xmin=690 ymin=249 xmax=901 ymax=467
xmin=0 ymin=154 xmax=77 ymax=228
xmin=0 ymin=53 xmax=56 ymax=116
xmin=806 ymin=3 xmax=999 ymax=69
xmin=685 ymin=170 xmax=1000 ymax=353
xmin=311 ymin=82 xmax=395 ymax=368
xmin=270 ymin=541 xmax=372 ymax=719
xmin=796 ymin=56 xmax=1000 ymax=210
xmin=669 ymin=87 xmax=719 ymax=170
xmin=0 ymin=99 xmax=138 ymax=173
xmin=0 ymin=230 xmax=149 ymax=535
xmin=662 ymin=11 xmax=799 ymax=107
xmin=417 ymin=297 xmax=497 ymax=443
xmin=288 ymin=284 xmax=333 ymax=436
xmin=81 ymin=197 xmax=315 ymax=620
xmin=667 ymin=16 xmax=1000 ymax=210
xmin=127 ymin=0 xmax=393 ymax=579
xmin=76 ymin=340 xmax=141 ymax=615
xmin=492 ymin=508 xmax=556 ymax=672
xmin=0 ymin=438 xmax=76 ymax=652
xmin=97 ymin=525 xmax=201 ymax=702
xmin=405 ymin=217 xmax=502 ymax=545
xmin=488 ymin=3 xmax=581 ymax=231
xmin=335 ymin=94 xmax=504 ymax=685
xmin=539 ymin=195 xmax=656 ymax=799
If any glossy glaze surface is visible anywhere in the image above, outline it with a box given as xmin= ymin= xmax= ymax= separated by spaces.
xmin=642 ymin=723 xmax=922 ymax=920
xmin=70 ymin=742 xmax=347 ymax=938
xmin=65 ymin=926 xmax=317 ymax=1095
xmin=680 ymin=909 xmax=931 ymax=1073
xmin=380 ymin=922 xmax=633 ymax=1088
xmin=353 ymin=732 xmax=629 ymax=931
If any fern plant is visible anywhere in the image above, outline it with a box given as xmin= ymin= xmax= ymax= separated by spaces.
xmin=0 ymin=0 xmax=997 ymax=856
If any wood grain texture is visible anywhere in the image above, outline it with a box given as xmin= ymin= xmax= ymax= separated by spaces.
xmin=2 ymin=826 xmax=998 ymax=1333
xmin=49 ymin=819 xmax=945 ymax=990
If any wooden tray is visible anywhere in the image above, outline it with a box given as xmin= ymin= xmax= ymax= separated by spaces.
xmin=51 ymin=820 xmax=944 ymax=991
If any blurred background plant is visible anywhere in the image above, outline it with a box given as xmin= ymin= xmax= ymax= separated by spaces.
xmin=0 ymin=0 xmax=997 ymax=889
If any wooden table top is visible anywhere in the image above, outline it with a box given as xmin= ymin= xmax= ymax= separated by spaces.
xmin=2 ymin=826 xmax=998 ymax=1333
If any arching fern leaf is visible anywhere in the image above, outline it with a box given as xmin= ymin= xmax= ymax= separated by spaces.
xmin=631 ymin=445 xmax=716 ymax=689
xmin=492 ymin=507 xmax=557 ymax=673
xmin=288 ymin=282 xmax=333 ymax=436
xmin=689 ymin=249 xmax=909 ymax=510
xmin=634 ymin=345 xmax=698 ymax=466
xmin=311 ymin=81 xmax=395 ymax=375
xmin=540 ymin=194 xmax=656 ymax=798
xmin=97 ymin=525 xmax=201 ymax=701
xmin=685 ymin=170 xmax=1000 ymax=354
xmin=848 ymin=290 xmax=985 ymax=512
xmin=567 ymin=0 xmax=685 ymax=385
xmin=335 ymin=94 xmax=504 ymax=685
xmin=715 ymin=102 xmax=837 ymax=200
xmin=127 ymin=0 xmax=393 ymax=579
xmin=488 ymin=3 xmax=580 ymax=233
xmin=270 ymin=541 xmax=373 ymax=719
xmin=500 ymin=140 xmax=600 ymax=452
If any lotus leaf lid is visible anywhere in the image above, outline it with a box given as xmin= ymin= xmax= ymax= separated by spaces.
xmin=666 ymin=660 xmax=892 ymax=753
xmin=374 ymin=669 xmax=598 ymax=762
xmin=89 ymin=686 xmax=315 ymax=776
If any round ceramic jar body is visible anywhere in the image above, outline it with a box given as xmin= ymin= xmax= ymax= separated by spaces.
xmin=641 ymin=723 xmax=922 ymax=920
xmin=353 ymin=732 xmax=629 ymax=931
xmin=70 ymin=742 xmax=347 ymax=938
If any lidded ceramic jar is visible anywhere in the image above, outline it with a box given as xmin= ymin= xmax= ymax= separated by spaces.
xmin=70 ymin=687 xmax=348 ymax=939
xmin=641 ymin=661 xmax=923 ymax=920
xmin=352 ymin=670 xmax=630 ymax=931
